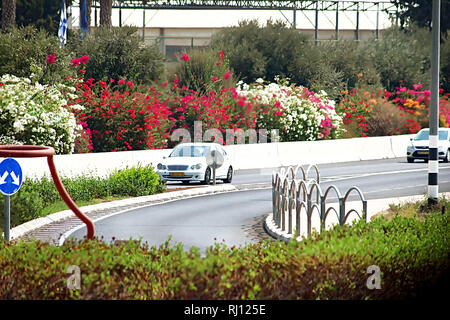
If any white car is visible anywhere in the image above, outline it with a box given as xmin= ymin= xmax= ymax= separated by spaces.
xmin=156 ymin=142 xmax=233 ymax=184
xmin=407 ymin=128 xmax=450 ymax=163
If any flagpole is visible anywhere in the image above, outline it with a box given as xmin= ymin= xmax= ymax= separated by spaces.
xmin=58 ymin=0 xmax=68 ymax=47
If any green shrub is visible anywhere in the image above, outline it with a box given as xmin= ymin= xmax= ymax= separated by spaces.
xmin=369 ymin=26 xmax=431 ymax=92
xmin=68 ymin=27 xmax=165 ymax=85
xmin=317 ymin=40 xmax=382 ymax=93
xmin=0 ymin=200 xmax=448 ymax=299
xmin=441 ymin=33 xmax=450 ymax=93
xmin=0 ymin=165 xmax=165 ymax=232
xmin=109 ymin=164 xmax=165 ymax=197
xmin=171 ymin=48 xmax=238 ymax=94
xmin=287 ymin=44 xmax=347 ymax=101
xmin=210 ymin=19 xmax=310 ymax=83
xmin=0 ymin=26 xmax=74 ymax=85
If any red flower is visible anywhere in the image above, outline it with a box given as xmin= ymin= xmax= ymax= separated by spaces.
xmin=181 ymin=53 xmax=189 ymax=62
xmin=118 ymin=79 xmax=125 ymax=85
xmin=217 ymin=51 xmax=224 ymax=60
xmin=80 ymin=55 xmax=89 ymax=64
xmin=127 ymin=81 xmax=133 ymax=88
xmin=46 ymin=52 xmax=56 ymax=65
xmin=211 ymin=76 xmax=218 ymax=82
xmin=223 ymin=71 xmax=231 ymax=80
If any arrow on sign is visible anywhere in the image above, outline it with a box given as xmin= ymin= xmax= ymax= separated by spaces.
xmin=0 ymin=171 xmax=8 ymax=185
xmin=10 ymin=171 xmax=20 ymax=186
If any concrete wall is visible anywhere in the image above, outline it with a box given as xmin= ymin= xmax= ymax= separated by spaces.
xmin=2 ymin=135 xmax=412 ymax=179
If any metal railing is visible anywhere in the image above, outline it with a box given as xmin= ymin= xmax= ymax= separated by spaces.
xmin=271 ymin=164 xmax=367 ymax=239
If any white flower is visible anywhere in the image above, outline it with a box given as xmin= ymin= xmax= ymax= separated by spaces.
xmin=0 ymin=74 xmax=79 ymax=154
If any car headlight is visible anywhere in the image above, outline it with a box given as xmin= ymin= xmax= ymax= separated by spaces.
xmin=407 ymin=145 xmax=414 ymax=151
xmin=157 ymin=163 xmax=166 ymax=170
xmin=190 ymin=163 xmax=202 ymax=170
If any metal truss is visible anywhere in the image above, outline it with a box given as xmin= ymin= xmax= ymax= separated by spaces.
xmin=81 ymin=1 xmax=398 ymax=13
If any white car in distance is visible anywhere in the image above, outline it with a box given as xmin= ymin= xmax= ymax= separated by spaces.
xmin=407 ymin=128 xmax=450 ymax=163
xmin=156 ymin=143 xmax=233 ymax=184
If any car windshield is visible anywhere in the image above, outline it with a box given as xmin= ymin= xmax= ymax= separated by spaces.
xmin=414 ymin=130 xmax=449 ymax=141
xmin=169 ymin=145 xmax=211 ymax=157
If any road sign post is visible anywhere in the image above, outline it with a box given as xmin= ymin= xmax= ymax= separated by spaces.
xmin=0 ymin=158 xmax=23 ymax=242
xmin=4 ymin=195 xmax=10 ymax=242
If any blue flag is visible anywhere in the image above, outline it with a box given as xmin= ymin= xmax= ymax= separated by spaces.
xmin=80 ymin=0 xmax=88 ymax=39
xmin=58 ymin=0 xmax=67 ymax=46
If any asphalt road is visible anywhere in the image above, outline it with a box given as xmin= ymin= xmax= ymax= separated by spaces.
xmin=70 ymin=158 xmax=450 ymax=251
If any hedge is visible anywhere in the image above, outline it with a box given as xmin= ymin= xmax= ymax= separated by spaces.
xmin=0 ymin=200 xmax=448 ymax=299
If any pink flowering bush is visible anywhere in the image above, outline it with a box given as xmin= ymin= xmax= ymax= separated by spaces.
xmin=392 ymin=83 xmax=450 ymax=128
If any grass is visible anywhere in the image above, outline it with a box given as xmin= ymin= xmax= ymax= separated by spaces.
xmin=373 ymin=194 xmax=450 ymax=221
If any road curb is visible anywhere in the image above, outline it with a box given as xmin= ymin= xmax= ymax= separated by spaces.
xmin=264 ymin=192 xmax=450 ymax=242
xmin=9 ymin=184 xmax=237 ymax=242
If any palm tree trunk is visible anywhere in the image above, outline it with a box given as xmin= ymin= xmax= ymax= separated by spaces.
xmin=1 ymin=0 xmax=16 ymax=32
xmin=99 ymin=0 xmax=112 ymax=28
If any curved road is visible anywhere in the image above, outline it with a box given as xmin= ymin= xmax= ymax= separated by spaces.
xmin=70 ymin=158 xmax=450 ymax=251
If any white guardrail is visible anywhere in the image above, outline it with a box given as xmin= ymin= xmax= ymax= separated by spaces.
xmin=0 ymin=134 xmax=413 ymax=179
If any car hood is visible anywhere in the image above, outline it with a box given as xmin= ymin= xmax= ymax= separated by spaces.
xmin=411 ymin=140 xmax=449 ymax=148
xmin=160 ymin=157 xmax=207 ymax=166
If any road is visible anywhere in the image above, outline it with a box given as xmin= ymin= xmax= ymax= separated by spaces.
xmin=69 ymin=158 xmax=450 ymax=251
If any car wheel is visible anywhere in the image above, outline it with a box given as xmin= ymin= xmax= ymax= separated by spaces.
xmin=202 ymin=167 xmax=211 ymax=185
xmin=223 ymin=166 xmax=233 ymax=183
xmin=407 ymin=157 xmax=414 ymax=163
xmin=444 ymin=150 xmax=449 ymax=163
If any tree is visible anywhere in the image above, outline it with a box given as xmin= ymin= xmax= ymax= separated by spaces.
xmin=0 ymin=0 xmax=74 ymax=35
xmin=99 ymin=0 xmax=111 ymax=28
xmin=1 ymin=0 xmax=16 ymax=32
xmin=392 ymin=0 xmax=450 ymax=35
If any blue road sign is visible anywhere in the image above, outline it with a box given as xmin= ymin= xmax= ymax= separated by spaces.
xmin=0 ymin=158 xmax=23 ymax=196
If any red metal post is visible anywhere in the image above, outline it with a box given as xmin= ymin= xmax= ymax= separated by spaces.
xmin=0 ymin=145 xmax=95 ymax=239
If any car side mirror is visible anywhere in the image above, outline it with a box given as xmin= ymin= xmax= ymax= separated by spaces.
xmin=163 ymin=156 xmax=166 ymax=159
xmin=409 ymin=138 xmax=412 ymax=141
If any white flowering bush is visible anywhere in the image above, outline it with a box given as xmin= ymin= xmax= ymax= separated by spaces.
xmin=237 ymin=77 xmax=343 ymax=141
xmin=0 ymin=74 xmax=83 ymax=154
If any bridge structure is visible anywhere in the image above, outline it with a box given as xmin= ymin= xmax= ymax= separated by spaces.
xmin=74 ymin=1 xmax=401 ymax=41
